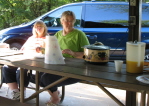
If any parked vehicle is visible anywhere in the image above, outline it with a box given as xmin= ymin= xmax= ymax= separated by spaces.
xmin=0 ymin=1 xmax=149 ymax=60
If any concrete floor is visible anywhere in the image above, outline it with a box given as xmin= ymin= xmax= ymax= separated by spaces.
xmin=0 ymin=83 xmax=126 ymax=106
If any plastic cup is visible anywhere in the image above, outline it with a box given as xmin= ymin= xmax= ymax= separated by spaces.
xmin=114 ymin=60 xmax=123 ymax=73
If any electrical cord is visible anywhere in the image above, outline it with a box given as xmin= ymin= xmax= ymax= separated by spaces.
xmin=109 ymin=28 xmax=129 ymax=60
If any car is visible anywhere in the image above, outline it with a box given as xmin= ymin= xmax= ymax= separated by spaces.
xmin=0 ymin=1 xmax=149 ymax=61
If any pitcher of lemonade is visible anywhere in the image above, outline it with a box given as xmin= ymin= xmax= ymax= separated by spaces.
xmin=126 ymin=41 xmax=146 ymax=73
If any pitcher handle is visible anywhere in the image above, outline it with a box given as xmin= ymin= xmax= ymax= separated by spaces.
xmin=138 ymin=44 xmax=141 ymax=67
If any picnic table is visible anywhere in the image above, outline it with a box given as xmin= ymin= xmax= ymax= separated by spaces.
xmin=0 ymin=54 xmax=149 ymax=106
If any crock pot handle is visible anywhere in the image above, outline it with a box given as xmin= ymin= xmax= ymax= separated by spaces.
xmin=94 ymin=41 xmax=104 ymax=45
xmin=83 ymin=55 xmax=85 ymax=59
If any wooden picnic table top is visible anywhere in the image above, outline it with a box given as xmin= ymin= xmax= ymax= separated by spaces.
xmin=0 ymin=54 xmax=149 ymax=106
xmin=0 ymin=54 xmax=149 ymax=92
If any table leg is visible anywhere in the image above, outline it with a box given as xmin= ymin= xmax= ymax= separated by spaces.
xmin=35 ymin=71 xmax=39 ymax=106
xmin=20 ymin=68 xmax=25 ymax=103
xmin=140 ymin=90 xmax=146 ymax=106
xmin=147 ymin=92 xmax=149 ymax=106
xmin=95 ymin=82 xmax=124 ymax=106
xmin=60 ymin=86 xmax=65 ymax=103
xmin=126 ymin=91 xmax=136 ymax=106
xmin=24 ymin=76 xmax=68 ymax=102
xmin=0 ymin=64 xmax=3 ymax=89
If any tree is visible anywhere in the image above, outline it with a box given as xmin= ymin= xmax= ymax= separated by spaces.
xmin=0 ymin=0 xmax=69 ymax=29
xmin=0 ymin=0 xmax=30 ymax=29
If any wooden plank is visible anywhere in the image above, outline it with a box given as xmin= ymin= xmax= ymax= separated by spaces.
xmin=0 ymin=55 xmax=149 ymax=106
xmin=0 ymin=96 xmax=32 ymax=106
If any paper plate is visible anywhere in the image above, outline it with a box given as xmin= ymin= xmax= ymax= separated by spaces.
xmin=136 ymin=75 xmax=149 ymax=84
xmin=33 ymin=54 xmax=45 ymax=58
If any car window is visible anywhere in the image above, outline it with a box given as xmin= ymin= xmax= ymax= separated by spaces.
xmin=142 ymin=5 xmax=149 ymax=27
xmin=84 ymin=4 xmax=129 ymax=28
xmin=43 ymin=5 xmax=82 ymax=27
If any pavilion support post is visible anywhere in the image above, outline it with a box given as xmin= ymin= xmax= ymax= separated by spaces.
xmin=126 ymin=91 xmax=137 ymax=106
xmin=127 ymin=1 xmax=143 ymax=105
xmin=128 ymin=0 xmax=142 ymax=42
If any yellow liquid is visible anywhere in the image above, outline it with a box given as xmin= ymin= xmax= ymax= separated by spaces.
xmin=126 ymin=61 xmax=144 ymax=73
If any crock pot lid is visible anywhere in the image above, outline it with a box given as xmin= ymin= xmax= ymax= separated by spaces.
xmin=83 ymin=45 xmax=110 ymax=50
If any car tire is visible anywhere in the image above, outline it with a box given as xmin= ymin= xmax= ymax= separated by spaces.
xmin=10 ymin=42 xmax=22 ymax=50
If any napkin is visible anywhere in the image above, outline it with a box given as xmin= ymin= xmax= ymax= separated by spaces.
xmin=44 ymin=36 xmax=65 ymax=64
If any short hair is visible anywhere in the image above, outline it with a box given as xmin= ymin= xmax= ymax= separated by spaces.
xmin=60 ymin=11 xmax=76 ymax=24
xmin=32 ymin=20 xmax=48 ymax=37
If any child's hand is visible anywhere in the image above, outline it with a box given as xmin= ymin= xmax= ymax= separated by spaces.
xmin=36 ymin=47 xmax=45 ymax=54
xmin=36 ymin=47 xmax=41 ymax=53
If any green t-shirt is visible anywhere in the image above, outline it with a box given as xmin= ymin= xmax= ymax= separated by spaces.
xmin=55 ymin=29 xmax=90 ymax=58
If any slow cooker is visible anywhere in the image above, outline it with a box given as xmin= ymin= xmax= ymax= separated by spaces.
xmin=83 ymin=41 xmax=110 ymax=64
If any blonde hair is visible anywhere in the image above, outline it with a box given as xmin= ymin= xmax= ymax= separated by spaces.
xmin=60 ymin=11 xmax=76 ymax=24
xmin=32 ymin=20 xmax=48 ymax=37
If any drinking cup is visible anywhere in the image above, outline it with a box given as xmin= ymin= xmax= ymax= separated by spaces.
xmin=114 ymin=60 xmax=123 ymax=73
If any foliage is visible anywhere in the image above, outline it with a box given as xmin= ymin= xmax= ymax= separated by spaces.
xmin=0 ymin=0 xmax=148 ymax=30
xmin=0 ymin=0 xmax=70 ymax=29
